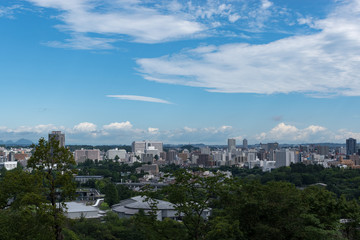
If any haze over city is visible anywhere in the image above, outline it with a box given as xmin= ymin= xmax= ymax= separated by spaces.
xmin=1 ymin=0 xmax=360 ymax=144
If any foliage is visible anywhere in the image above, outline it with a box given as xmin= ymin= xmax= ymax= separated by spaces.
xmin=77 ymin=159 xmax=143 ymax=182
xmin=27 ymin=137 xmax=78 ymax=240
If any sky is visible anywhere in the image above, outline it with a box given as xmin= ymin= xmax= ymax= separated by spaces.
xmin=1 ymin=0 xmax=360 ymax=145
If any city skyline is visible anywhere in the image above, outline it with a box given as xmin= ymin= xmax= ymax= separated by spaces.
xmin=1 ymin=0 xmax=360 ymax=144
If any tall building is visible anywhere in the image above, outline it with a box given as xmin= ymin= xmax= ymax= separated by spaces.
xmin=317 ymin=145 xmax=329 ymax=156
xmin=243 ymin=139 xmax=248 ymax=149
xmin=228 ymin=138 xmax=236 ymax=152
xmin=48 ymin=131 xmax=65 ymax=148
xmin=166 ymin=150 xmax=177 ymax=164
xmin=346 ymin=138 xmax=357 ymax=156
xmin=275 ymin=149 xmax=296 ymax=168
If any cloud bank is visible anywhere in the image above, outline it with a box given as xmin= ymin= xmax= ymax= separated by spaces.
xmin=0 ymin=121 xmax=358 ymax=145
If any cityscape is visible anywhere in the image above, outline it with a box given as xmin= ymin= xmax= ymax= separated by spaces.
xmin=1 ymin=131 xmax=360 ymax=173
xmin=2 ymin=0 xmax=360 ymax=239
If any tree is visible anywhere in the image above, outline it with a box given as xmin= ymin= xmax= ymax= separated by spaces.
xmin=104 ymin=182 xmax=119 ymax=206
xmin=27 ymin=137 xmax=77 ymax=240
xmin=162 ymin=169 xmax=228 ymax=240
xmin=0 ymin=168 xmax=53 ymax=240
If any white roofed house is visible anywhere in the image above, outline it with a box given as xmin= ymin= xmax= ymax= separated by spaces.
xmin=62 ymin=202 xmax=104 ymax=219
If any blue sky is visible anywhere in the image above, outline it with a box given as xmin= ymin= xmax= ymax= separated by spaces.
xmin=1 ymin=0 xmax=360 ymax=145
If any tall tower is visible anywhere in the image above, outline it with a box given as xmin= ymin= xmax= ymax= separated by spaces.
xmin=48 ymin=131 xmax=65 ymax=148
xmin=228 ymin=138 xmax=236 ymax=152
xmin=243 ymin=139 xmax=248 ymax=149
xmin=346 ymin=138 xmax=357 ymax=156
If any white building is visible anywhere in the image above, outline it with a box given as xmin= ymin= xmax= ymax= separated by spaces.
xmin=0 ymin=161 xmax=18 ymax=170
xmin=63 ymin=202 xmax=102 ymax=219
xmin=262 ymin=160 xmax=276 ymax=172
xmin=106 ymin=148 xmax=127 ymax=160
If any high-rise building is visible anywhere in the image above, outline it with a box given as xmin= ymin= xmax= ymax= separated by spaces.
xmin=243 ymin=139 xmax=248 ymax=149
xmin=48 ymin=131 xmax=65 ymax=148
xmin=228 ymin=138 xmax=236 ymax=152
xmin=166 ymin=150 xmax=177 ymax=164
xmin=317 ymin=145 xmax=329 ymax=156
xmin=346 ymin=138 xmax=357 ymax=156
xmin=275 ymin=149 xmax=296 ymax=168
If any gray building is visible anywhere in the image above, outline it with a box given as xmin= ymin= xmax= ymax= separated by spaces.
xmin=132 ymin=141 xmax=163 ymax=153
xmin=106 ymin=148 xmax=127 ymax=160
xmin=74 ymin=149 xmax=101 ymax=163
xmin=166 ymin=150 xmax=177 ymax=164
xmin=346 ymin=138 xmax=357 ymax=156
xmin=228 ymin=138 xmax=236 ymax=152
xmin=48 ymin=131 xmax=65 ymax=148
xmin=275 ymin=149 xmax=296 ymax=168
xmin=243 ymin=139 xmax=248 ymax=149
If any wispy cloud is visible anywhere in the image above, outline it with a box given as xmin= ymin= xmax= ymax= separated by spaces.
xmin=44 ymin=34 xmax=117 ymax=50
xmin=107 ymin=95 xmax=172 ymax=104
xmin=25 ymin=0 xmax=205 ymax=45
xmin=0 ymin=4 xmax=22 ymax=18
xmin=137 ymin=0 xmax=360 ymax=97
xmin=21 ymin=0 xmax=308 ymax=49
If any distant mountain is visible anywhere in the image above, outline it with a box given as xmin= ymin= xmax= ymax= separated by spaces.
xmin=0 ymin=139 xmax=33 ymax=146
xmin=15 ymin=138 xmax=33 ymax=146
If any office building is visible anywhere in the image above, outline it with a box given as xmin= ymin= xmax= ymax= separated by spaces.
xmin=275 ymin=149 xmax=296 ymax=168
xmin=166 ymin=150 xmax=177 ymax=164
xmin=228 ymin=138 xmax=236 ymax=152
xmin=346 ymin=138 xmax=357 ymax=156
xmin=243 ymin=139 xmax=248 ymax=149
xmin=317 ymin=145 xmax=329 ymax=156
xmin=48 ymin=131 xmax=65 ymax=148
xmin=74 ymin=149 xmax=101 ymax=163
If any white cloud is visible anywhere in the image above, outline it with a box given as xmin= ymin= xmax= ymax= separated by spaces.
xmin=261 ymin=0 xmax=273 ymax=10
xmin=137 ymin=0 xmax=360 ymax=97
xmin=148 ymin=127 xmax=159 ymax=134
xmin=25 ymin=0 xmax=205 ymax=44
xmin=184 ymin=126 xmax=197 ymax=132
xmin=103 ymin=121 xmax=133 ymax=130
xmin=256 ymin=122 xmax=328 ymax=142
xmin=73 ymin=122 xmax=97 ymax=132
xmin=0 ymin=122 xmax=359 ymax=144
xmin=334 ymin=129 xmax=360 ymax=141
xmin=107 ymin=95 xmax=172 ymax=104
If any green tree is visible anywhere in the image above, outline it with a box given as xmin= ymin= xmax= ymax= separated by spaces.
xmin=162 ymin=170 xmax=228 ymax=240
xmin=27 ymin=137 xmax=77 ymax=240
xmin=0 ymin=168 xmax=52 ymax=240
xmin=104 ymin=182 xmax=119 ymax=206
